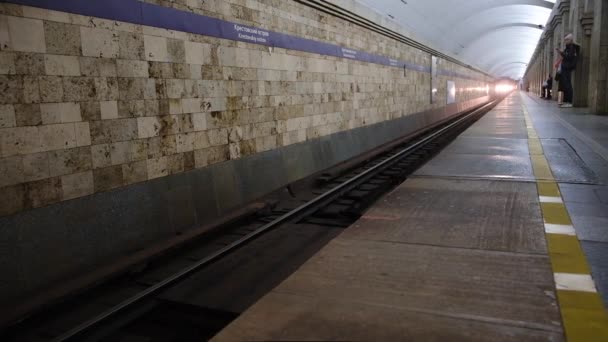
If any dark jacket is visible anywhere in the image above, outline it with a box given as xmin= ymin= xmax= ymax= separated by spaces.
xmin=561 ymin=43 xmax=580 ymax=71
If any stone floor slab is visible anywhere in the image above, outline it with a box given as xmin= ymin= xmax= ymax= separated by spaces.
xmin=441 ymin=136 xmax=529 ymax=156
xmin=214 ymin=238 xmax=562 ymax=341
xmin=342 ymin=177 xmax=547 ymax=253
xmin=213 ymin=291 xmax=564 ymax=342
xmin=415 ymin=153 xmax=534 ymax=180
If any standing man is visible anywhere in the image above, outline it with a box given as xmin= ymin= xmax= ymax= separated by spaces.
xmin=541 ymin=75 xmax=553 ymax=99
xmin=545 ymin=75 xmax=553 ymax=99
xmin=555 ymin=33 xmax=580 ymax=108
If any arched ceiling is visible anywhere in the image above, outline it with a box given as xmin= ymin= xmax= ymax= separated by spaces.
xmin=355 ymin=0 xmax=556 ymax=79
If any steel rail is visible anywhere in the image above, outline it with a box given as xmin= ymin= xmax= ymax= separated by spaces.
xmin=54 ymin=100 xmax=496 ymax=341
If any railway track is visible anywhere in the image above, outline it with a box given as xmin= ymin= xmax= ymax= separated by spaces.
xmin=2 ymin=99 xmax=498 ymax=342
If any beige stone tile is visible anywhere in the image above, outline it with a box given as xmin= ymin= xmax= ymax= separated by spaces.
xmin=248 ymin=49 xmax=263 ymax=66
xmin=165 ymin=79 xmax=186 ymax=99
xmin=62 ymin=76 xmax=97 ymax=102
xmin=142 ymin=26 xmax=188 ymax=41
xmin=181 ymin=98 xmax=202 ymax=114
xmin=117 ymin=77 xmax=146 ymax=100
xmin=176 ymin=132 xmax=195 ymax=153
xmin=0 ymin=51 xmax=15 ymax=74
xmin=228 ymin=126 xmax=243 ymax=143
xmin=207 ymin=97 xmax=227 ymax=112
xmin=255 ymin=134 xmax=277 ymax=152
xmin=89 ymin=118 xmax=137 ymax=144
xmin=93 ymin=165 xmax=123 ymax=192
xmin=44 ymin=54 xmax=80 ymax=76
xmin=91 ymin=143 xmax=111 ymax=169
xmin=22 ymin=151 xmax=49 ymax=182
xmin=207 ymin=128 xmax=228 ymax=146
xmin=148 ymin=61 xmax=173 ymax=79
xmin=68 ymin=12 xmax=91 ymax=27
xmin=183 ymin=150 xmax=195 ymax=171
xmin=38 ymin=123 xmax=77 ymax=152
xmin=137 ymin=116 xmax=160 ymax=139
xmin=100 ymin=100 xmax=118 ymax=120
xmin=0 ymin=155 xmax=23 ymax=187
xmin=118 ymin=31 xmax=145 ymax=60
xmin=158 ymin=135 xmax=177 ymax=156
xmin=166 ymin=153 xmax=183 ymax=175
xmin=87 ymin=17 xmax=121 ymax=32
xmin=189 ymin=64 xmax=202 ymax=80
xmin=239 ymin=139 xmax=257 ymax=156
xmin=0 ymin=126 xmax=40 ymax=157
xmin=229 ymin=142 xmax=241 ymax=160
xmin=160 ymin=98 xmax=183 ymax=115
xmin=14 ymin=52 xmax=44 ymax=75
xmin=75 ymin=121 xmax=91 ymax=146
xmin=14 ymin=103 xmax=41 ymax=126
xmin=22 ymin=5 xmax=71 ymax=23
xmin=79 ymin=57 xmax=117 ymax=77
xmin=7 ymin=16 xmax=45 ymax=53
xmin=147 ymin=156 xmax=168 ymax=179
xmin=191 ymin=112 xmax=207 ymax=131
xmin=185 ymin=41 xmax=211 ymax=64
xmin=156 ymin=134 xmax=177 ymax=157
xmin=194 ymin=145 xmax=229 ymax=168
xmin=0 ymin=104 xmax=15 ymax=128
xmin=172 ymin=63 xmax=189 ymax=80
xmin=0 ymin=183 xmax=26 ymax=216
xmin=0 ymin=15 xmax=10 ymax=50
xmin=201 ymin=65 xmax=223 ymax=80
xmin=178 ymin=113 xmax=195 ymax=133
xmin=217 ymin=46 xmax=237 ymax=67
xmin=154 ymin=115 xmax=180 ymax=136
xmin=144 ymin=100 xmax=159 ymax=117
xmin=49 ymin=146 xmax=91 ymax=177
xmin=122 ymin=160 xmax=147 ymax=185
xmin=193 ymin=131 xmax=210 ymax=150
xmin=109 ymin=141 xmax=130 ymax=165
xmin=95 ymin=77 xmax=119 ymax=101
xmin=166 ymin=38 xmax=185 ymax=63
xmin=44 ymin=21 xmax=81 ymax=55
xmin=116 ymin=59 xmax=149 ymax=78
xmin=80 ymin=26 xmax=119 ymax=58
xmin=143 ymin=78 xmax=157 ymax=100
xmin=234 ymin=48 xmax=250 ymax=68
xmin=22 ymin=75 xmax=39 ymax=104
xmin=129 ymin=139 xmax=147 ymax=161
xmin=144 ymin=35 xmax=168 ymax=62
xmin=0 ymin=5 xmax=23 ymax=20
xmin=0 ymin=79 xmax=22 ymax=107
xmin=25 ymin=177 xmax=62 ymax=208
xmin=117 ymin=100 xmax=145 ymax=118
xmin=80 ymin=101 xmax=101 ymax=122
xmin=61 ymin=170 xmax=93 ymax=200
xmin=40 ymin=102 xmax=81 ymax=124
xmin=38 ymin=75 xmax=64 ymax=102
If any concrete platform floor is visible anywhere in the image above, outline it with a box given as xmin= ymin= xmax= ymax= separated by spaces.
xmin=212 ymin=93 xmax=606 ymax=341
xmin=521 ymin=93 xmax=608 ymax=307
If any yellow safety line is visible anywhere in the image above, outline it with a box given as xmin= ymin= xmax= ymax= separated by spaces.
xmin=521 ymin=95 xmax=608 ymax=342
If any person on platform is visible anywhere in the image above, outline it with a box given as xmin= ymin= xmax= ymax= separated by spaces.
xmin=554 ymin=55 xmax=563 ymax=104
xmin=555 ymin=33 xmax=580 ymax=108
xmin=540 ymin=75 xmax=553 ymax=99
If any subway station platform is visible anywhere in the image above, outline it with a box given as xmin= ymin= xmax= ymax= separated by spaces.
xmin=213 ymin=92 xmax=608 ymax=341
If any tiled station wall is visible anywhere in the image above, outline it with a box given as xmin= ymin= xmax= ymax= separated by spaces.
xmin=0 ymin=0 xmax=490 ymax=217
xmin=0 ymin=0 xmax=495 ymax=307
